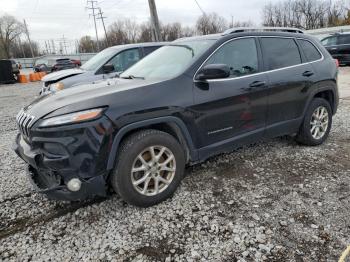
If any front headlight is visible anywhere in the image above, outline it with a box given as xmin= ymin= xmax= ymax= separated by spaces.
xmin=50 ymin=82 xmax=65 ymax=92
xmin=39 ymin=108 xmax=105 ymax=127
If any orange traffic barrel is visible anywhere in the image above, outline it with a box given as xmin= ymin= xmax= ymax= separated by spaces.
xmin=18 ymin=74 xmax=28 ymax=83
xmin=35 ymin=72 xmax=42 ymax=81
xmin=29 ymin=73 xmax=38 ymax=82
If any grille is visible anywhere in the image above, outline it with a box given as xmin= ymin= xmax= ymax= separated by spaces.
xmin=16 ymin=109 xmax=35 ymax=137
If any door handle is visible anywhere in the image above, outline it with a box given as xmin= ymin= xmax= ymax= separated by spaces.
xmin=243 ymin=81 xmax=266 ymax=91
xmin=302 ymin=71 xmax=314 ymax=77
xmin=249 ymin=81 xmax=266 ymax=88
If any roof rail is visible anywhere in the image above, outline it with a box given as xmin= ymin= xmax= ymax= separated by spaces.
xmin=222 ymin=27 xmax=304 ymax=35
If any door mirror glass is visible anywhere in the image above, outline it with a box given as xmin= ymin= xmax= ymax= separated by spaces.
xmin=196 ymin=64 xmax=230 ymax=80
xmin=102 ymin=64 xmax=115 ymax=74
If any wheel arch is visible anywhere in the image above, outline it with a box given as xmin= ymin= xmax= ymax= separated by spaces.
xmin=106 ymin=117 xmax=198 ymax=170
xmin=305 ymin=84 xmax=338 ymax=116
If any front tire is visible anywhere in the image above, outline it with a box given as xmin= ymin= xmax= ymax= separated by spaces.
xmin=111 ymin=129 xmax=185 ymax=207
xmin=296 ymin=98 xmax=332 ymax=146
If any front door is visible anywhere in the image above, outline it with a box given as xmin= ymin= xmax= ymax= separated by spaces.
xmin=192 ymin=37 xmax=269 ymax=154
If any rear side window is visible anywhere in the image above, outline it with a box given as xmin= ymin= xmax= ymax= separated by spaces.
xmin=261 ymin=38 xmax=301 ymax=70
xmin=338 ymin=35 xmax=350 ymax=45
xmin=205 ymin=38 xmax=259 ymax=78
xmin=321 ymin=36 xmax=337 ymax=46
xmin=298 ymin=39 xmax=322 ymax=62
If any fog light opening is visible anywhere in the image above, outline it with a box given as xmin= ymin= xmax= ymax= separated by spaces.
xmin=67 ymin=178 xmax=82 ymax=192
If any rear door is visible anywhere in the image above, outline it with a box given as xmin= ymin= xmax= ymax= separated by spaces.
xmin=260 ymin=37 xmax=317 ymax=137
xmin=193 ymin=37 xmax=269 ymax=148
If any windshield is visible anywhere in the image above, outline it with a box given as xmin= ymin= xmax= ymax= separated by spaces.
xmin=120 ymin=40 xmax=215 ymax=80
xmin=81 ymin=48 xmax=118 ymax=71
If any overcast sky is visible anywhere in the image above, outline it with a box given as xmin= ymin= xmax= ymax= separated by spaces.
xmin=1 ymin=0 xmax=279 ymax=51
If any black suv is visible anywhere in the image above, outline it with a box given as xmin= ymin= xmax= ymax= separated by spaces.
xmin=321 ymin=32 xmax=350 ymax=65
xmin=14 ymin=28 xmax=339 ymax=207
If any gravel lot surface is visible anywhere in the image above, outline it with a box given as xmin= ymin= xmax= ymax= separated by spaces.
xmin=0 ymin=68 xmax=350 ymax=261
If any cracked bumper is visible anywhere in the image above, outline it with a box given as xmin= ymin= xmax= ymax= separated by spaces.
xmin=13 ymin=118 xmax=113 ymax=201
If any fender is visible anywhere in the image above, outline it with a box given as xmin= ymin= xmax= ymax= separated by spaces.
xmin=302 ymin=84 xmax=338 ymax=116
xmin=106 ymin=116 xmax=199 ymax=170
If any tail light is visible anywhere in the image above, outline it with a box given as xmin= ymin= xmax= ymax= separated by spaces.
xmin=334 ymin=59 xmax=339 ymax=68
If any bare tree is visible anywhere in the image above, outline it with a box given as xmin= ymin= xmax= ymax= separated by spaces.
xmin=0 ymin=15 xmax=24 ymax=58
xmin=11 ymin=39 xmax=39 ymax=58
xmin=196 ymin=13 xmax=228 ymax=35
xmin=262 ymin=0 xmax=350 ymax=29
xmin=79 ymin=36 xmax=96 ymax=53
xmin=107 ymin=20 xmax=129 ymax=45
xmin=138 ymin=22 xmax=153 ymax=42
xmin=161 ymin=22 xmax=183 ymax=41
xmin=124 ymin=19 xmax=140 ymax=43
xmin=231 ymin=20 xmax=254 ymax=27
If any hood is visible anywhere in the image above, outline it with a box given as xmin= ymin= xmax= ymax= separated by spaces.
xmin=42 ymin=68 xmax=85 ymax=82
xmin=24 ymin=78 xmax=161 ymax=122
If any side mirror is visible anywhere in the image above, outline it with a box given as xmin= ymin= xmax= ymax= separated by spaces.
xmin=102 ymin=64 xmax=115 ymax=74
xmin=195 ymin=64 xmax=230 ymax=81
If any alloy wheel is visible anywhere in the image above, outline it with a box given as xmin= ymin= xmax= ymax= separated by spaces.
xmin=131 ymin=146 xmax=176 ymax=196
xmin=310 ymin=106 xmax=329 ymax=140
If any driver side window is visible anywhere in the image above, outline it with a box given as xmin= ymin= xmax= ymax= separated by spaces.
xmin=108 ymin=48 xmax=140 ymax=73
xmin=205 ymin=38 xmax=259 ymax=78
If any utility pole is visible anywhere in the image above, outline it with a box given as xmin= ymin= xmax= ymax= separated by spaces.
xmin=148 ymin=0 xmax=162 ymax=42
xmin=23 ymin=19 xmax=35 ymax=58
xmin=87 ymin=0 xmax=100 ymax=51
xmin=97 ymin=7 xmax=109 ymax=47
xmin=18 ymin=37 xmax=26 ymax=58
xmin=59 ymin=35 xmax=68 ymax=54
xmin=51 ymin=39 xmax=56 ymax=54
xmin=59 ymin=42 xmax=63 ymax=54
xmin=44 ymin=41 xmax=49 ymax=54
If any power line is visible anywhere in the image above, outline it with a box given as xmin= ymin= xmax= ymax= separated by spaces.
xmin=194 ymin=0 xmax=205 ymax=15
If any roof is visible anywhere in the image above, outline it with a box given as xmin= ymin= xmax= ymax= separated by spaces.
xmin=109 ymin=42 xmax=168 ymax=50
xmin=223 ymin=27 xmax=304 ymax=35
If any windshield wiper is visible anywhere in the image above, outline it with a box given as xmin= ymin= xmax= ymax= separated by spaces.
xmin=120 ymin=75 xmax=145 ymax=80
xmin=167 ymin=44 xmax=195 ymax=57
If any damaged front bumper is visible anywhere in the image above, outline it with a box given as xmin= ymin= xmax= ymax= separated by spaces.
xmin=12 ymin=117 xmax=115 ymax=201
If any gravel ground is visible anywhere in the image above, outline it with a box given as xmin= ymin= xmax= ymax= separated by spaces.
xmin=0 ymin=69 xmax=350 ymax=261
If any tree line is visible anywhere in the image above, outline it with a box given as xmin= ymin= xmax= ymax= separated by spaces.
xmin=78 ymin=13 xmax=253 ymax=53
xmin=262 ymin=0 xmax=350 ymax=29
xmin=1 ymin=0 xmax=350 ymax=58
xmin=0 ymin=15 xmax=40 ymax=59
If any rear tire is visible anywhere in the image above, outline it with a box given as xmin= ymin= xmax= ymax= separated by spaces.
xmin=110 ymin=129 xmax=185 ymax=207
xmin=296 ymin=98 xmax=332 ymax=146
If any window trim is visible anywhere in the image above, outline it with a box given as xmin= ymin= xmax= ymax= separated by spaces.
xmin=260 ymin=37 xmax=302 ymax=71
xmin=297 ymin=38 xmax=323 ymax=63
xmin=194 ymin=36 xmax=324 ymax=83
xmin=203 ymin=36 xmax=261 ymax=79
